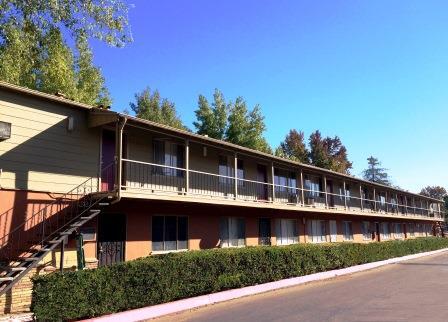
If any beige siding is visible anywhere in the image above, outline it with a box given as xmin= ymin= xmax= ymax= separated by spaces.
xmin=0 ymin=90 xmax=100 ymax=193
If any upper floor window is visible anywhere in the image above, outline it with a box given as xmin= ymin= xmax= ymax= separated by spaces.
xmin=345 ymin=185 xmax=351 ymax=202
xmin=274 ymin=169 xmax=296 ymax=192
xmin=304 ymin=175 xmax=322 ymax=199
xmin=153 ymin=140 xmax=184 ymax=177
xmin=237 ymin=159 xmax=245 ymax=186
xmin=218 ymin=155 xmax=233 ymax=184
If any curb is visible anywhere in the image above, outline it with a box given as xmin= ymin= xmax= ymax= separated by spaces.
xmin=81 ymin=247 xmax=448 ymax=322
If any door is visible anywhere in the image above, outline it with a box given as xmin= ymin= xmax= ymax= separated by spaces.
xmin=101 ymin=130 xmax=115 ymax=191
xmin=329 ymin=220 xmax=337 ymax=242
xmin=97 ymin=213 xmax=126 ymax=266
xmin=257 ymin=164 xmax=268 ymax=201
xmin=259 ymin=218 xmax=271 ymax=245
xmin=375 ymin=222 xmax=380 ymax=241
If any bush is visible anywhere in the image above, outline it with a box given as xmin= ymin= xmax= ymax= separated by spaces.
xmin=32 ymin=237 xmax=448 ymax=321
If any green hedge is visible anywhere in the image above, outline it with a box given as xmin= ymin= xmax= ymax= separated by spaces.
xmin=32 ymin=237 xmax=448 ymax=321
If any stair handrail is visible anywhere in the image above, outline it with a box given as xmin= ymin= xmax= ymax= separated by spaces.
xmin=0 ymin=163 xmax=115 ymax=249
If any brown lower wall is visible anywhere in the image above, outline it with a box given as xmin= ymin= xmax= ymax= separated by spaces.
xmin=0 ymin=190 xmax=440 ymax=314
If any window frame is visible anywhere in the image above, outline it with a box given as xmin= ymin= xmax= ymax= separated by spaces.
xmin=342 ymin=221 xmax=354 ymax=241
xmin=151 ymin=215 xmax=189 ymax=253
xmin=220 ymin=217 xmax=246 ymax=248
xmin=308 ymin=219 xmax=327 ymax=243
xmin=276 ymin=218 xmax=298 ymax=246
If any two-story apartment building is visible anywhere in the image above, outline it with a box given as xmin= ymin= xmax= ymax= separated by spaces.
xmin=0 ymin=81 xmax=445 ymax=312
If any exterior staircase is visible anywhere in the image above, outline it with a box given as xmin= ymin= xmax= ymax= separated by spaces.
xmin=0 ymin=169 xmax=115 ymax=297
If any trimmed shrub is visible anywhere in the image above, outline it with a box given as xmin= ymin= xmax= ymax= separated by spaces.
xmin=32 ymin=237 xmax=448 ymax=321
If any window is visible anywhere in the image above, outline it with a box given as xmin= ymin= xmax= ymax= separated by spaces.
xmin=152 ymin=216 xmax=188 ymax=251
xmin=342 ymin=221 xmax=353 ymax=241
xmin=308 ymin=220 xmax=327 ymax=243
xmin=220 ymin=217 xmax=245 ymax=247
xmin=276 ymin=219 xmax=298 ymax=245
xmin=274 ymin=169 xmax=297 ymax=202
xmin=153 ymin=140 xmax=184 ymax=177
xmin=218 ymin=155 xmax=233 ymax=185
xmin=394 ymin=223 xmax=403 ymax=239
xmin=304 ymin=175 xmax=322 ymax=199
xmin=361 ymin=221 xmax=371 ymax=240
xmin=380 ymin=222 xmax=390 ymax=240
xmin=408 ymin=223 xmax=415 ymax=237
xmin=345 ymin=185 xmax=351 ymax=202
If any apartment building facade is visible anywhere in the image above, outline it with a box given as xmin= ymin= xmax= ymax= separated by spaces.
xmin=0 ymin=81 xmax=445 ymax=311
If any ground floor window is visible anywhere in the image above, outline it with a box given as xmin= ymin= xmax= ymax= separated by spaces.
xmin=152 ymin=216 xmax=188 ymax=251
xmin=408 ymin=223 xmax=415 ymax=237
xmin=342 ymin=221 xmax=353 ymax=241
xmin=308 ymin=220 xmax=327 ymax=243
xmin=380 ymin=222 xmax=391 ymax=240
xmin=393 ymin=223 xmax=403 ymax=239
xmin=361 ymin=221 xmax=371 ymax=240
xmin=276 ymin=219 xmax=298 ymax=245
xmin=220 ymin=217 xmax=245 ymax=247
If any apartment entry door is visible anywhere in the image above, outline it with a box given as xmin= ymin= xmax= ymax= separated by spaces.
xmin=329 ymin=220 xmax=337 ymax=242
xmin=256 ymin=164 xmax=268 ymax=201
xmin=97 ymin=213 xmax=126 ymax=266
xmin=259 ymin=218 xmax=271 ymax=245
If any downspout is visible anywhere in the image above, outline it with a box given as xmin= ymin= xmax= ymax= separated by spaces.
xmin=113 ymin=116 xmax=127 ymax=204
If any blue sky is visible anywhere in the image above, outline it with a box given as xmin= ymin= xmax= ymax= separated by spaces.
xmin=90 ymin=0 xmax=448 ymax=193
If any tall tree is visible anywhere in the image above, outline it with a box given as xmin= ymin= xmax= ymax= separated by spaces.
xmin=226 ymin=98 xmax=271 ymax=153
xmin=0 ymin=0 xmax=131 ymax=105
xmin=276 ymin=129 xmax=309 ymax=163
xmin=194 ymin=90 xmax=272 ymax=153
xmin=308 ymin=131 xmax=352 ymax=173
xmin=193 ymin=89 xmax=227 ymax=140
xmin=420 ymin=186 xmax=447 ymax=200
xmin=130 ymin=87 xmax=186 ymax=130
xmin=362 ymin=156 xmax=391 ymax=186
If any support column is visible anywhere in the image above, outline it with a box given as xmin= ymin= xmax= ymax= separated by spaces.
xmin=185 ymin=140 xmax=189 ymax=194
xmin=373 ymin=188 xmax=377 ymax=212
xmin=323 ymin=176 xmax=328 ymax=208
xmin=343 ymin=180 xmax=347 ymax=210
xmin=60 ymin=238 xmax=65 ymax=274
xmin=234 ymin=153 xmax=238 ymax=200
xmin=271 ymin=162 xmax=275 ymax=203
xmin=115 ymin=117 xmax=127 ymax=199
xmin=300 ymin=169 xmax=305 ymax=206
xmin=359 ymin=184 xmax=363 ymax=210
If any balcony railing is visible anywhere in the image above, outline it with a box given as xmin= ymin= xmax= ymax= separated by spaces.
xmin=121 ymin=159 xmax=444 ymax=220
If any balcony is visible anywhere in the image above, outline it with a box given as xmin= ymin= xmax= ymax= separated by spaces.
xmin=115 ymin=159 xmax=444 ymax=221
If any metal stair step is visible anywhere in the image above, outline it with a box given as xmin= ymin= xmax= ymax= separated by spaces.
xmin=0 ymin=277 xmax=14 ymax=282
xmin=60 ymin=230 xmax=74 ymax=236
xmin=98 ymin=203 xmax=110 ymax=206
xmin=9 ymin=267 xmax=27 ymax=272
xmin=24 ymin=257 xmax=40 ymax=262
xmin=70 ymin=222 xmax=85 ymax=228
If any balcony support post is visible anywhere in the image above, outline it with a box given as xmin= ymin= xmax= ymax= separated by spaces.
xmin=59 ymin=237 xmax=65 ymax=274
xmin=115 ymin=116 xmax=127 ymax=201
xmin=300 ymin=170 xmax=305 ymax=206
xmin=359 ymin=184 xmax=363 ymax=210
xmin=234 ymin=153 xmax=238 ymax=200
xmin=185 ymin=140 xmax=189 ymax=195
xmin=343 ymin=180 xmax=347 ymax=210
xmin=323 ymin=176 xmax=328 ymax=208
xmin=271 ymin=162 xmax=275 ymax=203
xmin=385 ymin=191 xmax=388 ymax=213
xmin=373 ymin=188 xmax=377 ymax=212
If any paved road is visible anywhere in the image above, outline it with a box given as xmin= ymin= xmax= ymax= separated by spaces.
xmin=154 ymin=252 xmax=448 ymax=322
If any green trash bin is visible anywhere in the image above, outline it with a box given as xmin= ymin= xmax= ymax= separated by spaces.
xmin=75 ymin=233 xmax=86 ymax=270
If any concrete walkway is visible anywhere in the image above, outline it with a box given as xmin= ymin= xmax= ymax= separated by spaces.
xmin=154 ymin=252 xmax=448 ymax=322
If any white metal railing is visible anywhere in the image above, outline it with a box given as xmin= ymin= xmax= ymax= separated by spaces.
xmin=121 ymin=159 xmax=444 ymax=220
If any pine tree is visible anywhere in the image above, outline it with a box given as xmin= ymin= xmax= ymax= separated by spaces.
xmin=362 ymin=156 xmax=391 ymax=185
